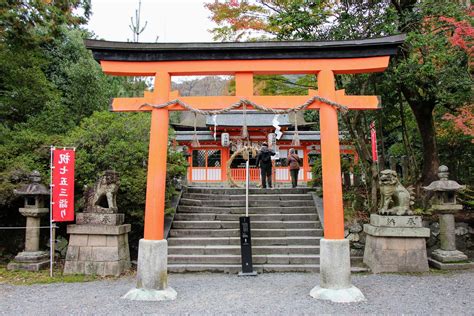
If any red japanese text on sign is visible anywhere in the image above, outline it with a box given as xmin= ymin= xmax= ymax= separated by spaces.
xmin=52 ymin=149 xmax=75 ymax=222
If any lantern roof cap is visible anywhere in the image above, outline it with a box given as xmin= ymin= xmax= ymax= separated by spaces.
xmin=14 ymin=171 xmax=50 ymax=196
xmin=423 ymin=165 xmax=466 ymax=192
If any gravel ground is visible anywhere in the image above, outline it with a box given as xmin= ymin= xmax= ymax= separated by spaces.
xmin=1 ymin=271 xmax=473 ymax=315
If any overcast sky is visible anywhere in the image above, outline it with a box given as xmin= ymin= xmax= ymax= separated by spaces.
xmin=86 ymin=0 xmax=215 ymax=43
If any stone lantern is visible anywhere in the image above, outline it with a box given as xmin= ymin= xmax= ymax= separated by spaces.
xmin=7 ymin=171 xmax=50 ymax=271
xmin=424 ymin=165 xmax=473 ymax=269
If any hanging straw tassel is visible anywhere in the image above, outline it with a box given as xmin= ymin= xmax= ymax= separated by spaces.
xmin=241 ymin=102 xmax=248 ymax=139
xmin=191 ymin=112 xmax=200 ymax=147
xmin=291 ymin=112 xmax=301 ymax=147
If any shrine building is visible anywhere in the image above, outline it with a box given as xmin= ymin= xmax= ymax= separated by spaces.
xmin=173 ymin=111 xmax=357 ymax=184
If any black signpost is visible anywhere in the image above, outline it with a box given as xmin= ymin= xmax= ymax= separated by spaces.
xmin=239 ymin=216 xmax=257 ymax=276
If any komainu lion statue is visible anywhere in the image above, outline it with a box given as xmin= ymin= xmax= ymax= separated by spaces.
xmin=378 ymin=169 xmax=414 ymax=216
xmin=84 ymin=170 xmax=119 ymax=213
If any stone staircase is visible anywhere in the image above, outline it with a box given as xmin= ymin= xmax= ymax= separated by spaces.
xmin=168 ymin=187 xmax=362 ymax=273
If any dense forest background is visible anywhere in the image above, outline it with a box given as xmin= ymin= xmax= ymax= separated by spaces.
xmin=0 ymin=0 xmax=472 ymax=259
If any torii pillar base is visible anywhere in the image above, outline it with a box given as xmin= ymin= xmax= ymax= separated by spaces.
xmin=122 ymin=239 xmax=177 ymax=301
xmin=310 ymin=239 xmax=365 ymax=303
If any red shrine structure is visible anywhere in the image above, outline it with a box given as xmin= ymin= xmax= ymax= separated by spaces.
xmin=85 ymin=34 xmax=405 ymax=302
xmin=173 ymin=110 xmax=357 ymax=184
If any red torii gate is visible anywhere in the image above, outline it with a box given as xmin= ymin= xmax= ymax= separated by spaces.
xmin=86 ymin=35 xmax=404 ymax=302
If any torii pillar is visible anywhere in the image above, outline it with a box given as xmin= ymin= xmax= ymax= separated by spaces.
xmin=85 ymin=34 xmax=405 ymax=303
xmin=309 ymin=69 xmax=365 ymax=302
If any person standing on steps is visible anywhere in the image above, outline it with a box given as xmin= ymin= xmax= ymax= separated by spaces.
xmin=255 ymin=142 xmax=275 ymax=189
xmin=288 ymin=148 xmax=302 ymax=188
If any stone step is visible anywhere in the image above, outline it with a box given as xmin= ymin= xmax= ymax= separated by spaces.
xmin=179 ymin=198 xmax=314 ymax=207
xmin=168 ymin=264 xmax=368 ymax=274
xmin=169 ymin=228 xmax=323 ymax=238
xmin=167 ymin=245 xmax=320 ymax=255
xmin=167 ymin=263 xmax=316 ymax=273
xmin=169 ymin=254 xmax=321 ymax=265
xmin=186 ymin=187 xmax=314 ymax=195
xmin=174 ymin=213 xmax=319 ymax=222
xmin=182 ymin=193 xmax=313 ymax=201
xmin=177 ymin=206 xmax=317 ymax=214
xmin=172 ymin=220 xmax=321 ymax=230
xmin=167 ymin=236 xmax=321 ymax=247
xmin=168 ymin=254 xmax=365 ymax=266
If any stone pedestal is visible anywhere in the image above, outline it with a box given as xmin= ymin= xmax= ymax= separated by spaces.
xmin=7 ymin=207 xmax=49 ymax=271
xmin=363 ymin=214 xmax=430 ymax=273
xmin=63 ymin=222 xmax=131 ymax=276
xmin=310 ymin=239 xmax=365 ymax=303
xmin=122 ymin=239 xmax=177 ymax=301
xmin=7 ymin=251 xmax=50 ymax=271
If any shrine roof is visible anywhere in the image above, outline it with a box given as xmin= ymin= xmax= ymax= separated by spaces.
xmin=84 ymin=35 xmax=405 ymax=62
xmin=173 ymin=111 xmax=306 ymax=129
xmin=205 ymin=111 xmax=291 ymax=127
xmin=174 ymin=130 xmax=345 ymax=142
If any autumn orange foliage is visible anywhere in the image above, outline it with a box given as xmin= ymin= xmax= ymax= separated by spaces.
xmin=443 ymin=104 xmax=474 ymax=143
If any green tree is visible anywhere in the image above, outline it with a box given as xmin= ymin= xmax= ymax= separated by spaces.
xmin=64 ymin=111 xmax=186 ymax=253
xmin=206 ymin=0 xmax=473 ymax=186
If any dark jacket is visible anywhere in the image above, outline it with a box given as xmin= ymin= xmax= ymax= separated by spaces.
xmin=256 ymin=146 xmax=275 ymax=167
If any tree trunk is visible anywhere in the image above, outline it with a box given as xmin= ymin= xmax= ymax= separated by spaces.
xmin=409 ymin=102 xmax=440 ymax=185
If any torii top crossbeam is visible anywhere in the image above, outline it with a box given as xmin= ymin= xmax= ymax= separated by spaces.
xmin=85 ymin=35 xmax=405 ymax=241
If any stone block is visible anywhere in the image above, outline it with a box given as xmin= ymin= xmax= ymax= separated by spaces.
xmin=7 ymin=260 xmax=49 ymax=272
xmin=69 ymin=235 xmax=88 ymax=246
xmin=64 ymin=261 xmax=85 ymax=275
xmin=385 ymin=238 xmax=406 ymax=250
xmin=431 ymin=249 xmax=468 ymax=263
xmin=363 ymin=235 xmax=429 ymax=273
xmin=406 ymin=249 xmax=429 ymax=271
xmin=106 ymin=236 xmax=119 ymax=247
xmin=121 ymin=258 xmax=131 ymax=270
xmin=76 ymin=213 xmax=125 ymax=226
xmin=104 ymin=261 xmax=121 ymax=276
xmin=85 ymin=261 xmax=105 ymax=275
xmin=364 ymin=224 xmax=430 ymax=238
xmin=370 ymin=214 xmax=422 ymax=228
xmin=428 ymin=258 xmax=474 ymax=270
xmin=14 ymin=251 xmax=49 ymax=262
xmin=405 ymin=238 xmax=426 ymax=250
xmin=67 ymin=224 xmax=131 ymax=236
xmin=88 ymin=235 xmax=107 ymax=247
xmin=64 ymin=225 xmax=131 ymax=276
xmin=118 ymin=242 xmax=130 ymax=260
xmin=379 ymin=249 xmax=405 ymax=265
xmin=92 ymin=247 xmax=120 ymax=262
xmin=65 ymin=246 xmax=80 ymax=261
xmin=79 ymin=247 xmax=93 ymax=261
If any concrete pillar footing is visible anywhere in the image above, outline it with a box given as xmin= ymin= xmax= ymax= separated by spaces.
xmin=311 ymin=238 xmax=365 ymax=303
xmin=310 ymin=285 xmax=365 ymax=303
xmin=123 ymin=239 xmax=176 ymax=301
xmin=122 ymin=287 xmax=177 ymax=301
